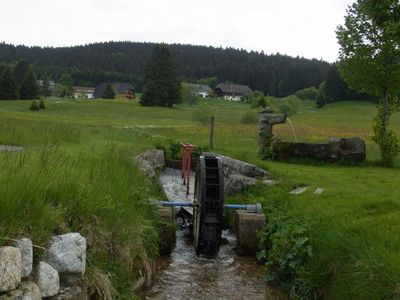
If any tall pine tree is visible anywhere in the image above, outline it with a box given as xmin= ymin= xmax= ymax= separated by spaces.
xmin=19 ymin=67 xmax=38 ymax=100
xmin=141 ymin=45 xmax=181 ymax=107
xmin=0 ymin=67 xmax=18 ymax=100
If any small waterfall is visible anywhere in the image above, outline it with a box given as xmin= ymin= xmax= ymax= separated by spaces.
xmin=286 ymin=118 xmax=298 ymax=143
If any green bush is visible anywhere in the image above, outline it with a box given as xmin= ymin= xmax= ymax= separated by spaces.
xmin=193 ymin=103 xmax=212 ymax=125
xmin=257 ymin=206 xmax=314 ymax=298
xmin=259 ymin=147 xmax=276 ymax=160
xmin=295 ymin=86 xmax=318 ymax=100
xmin=39 ymin=100 xmax=46 ymax=109
xmin=29 ymin=100 xmax=39 ymax=111
xmin=241 ymin=111 xmax=258 ymax=124
xmin=277 ymin=95 xmax=301 ymax=116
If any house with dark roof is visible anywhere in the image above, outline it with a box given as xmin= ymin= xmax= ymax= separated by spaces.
xmin=93 ymin=82 xmax=135 ymax=99
xmin=214 ymin=83 xmax=253 ymax=101
xmin=184 ymin=83 xmax=212 ymax=98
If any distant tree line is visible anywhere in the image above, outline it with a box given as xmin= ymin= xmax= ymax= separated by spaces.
xmin=0 ymin=60 xmax=38 ymax=100
xmin=0 ymin=41 xmax=331 ymax=96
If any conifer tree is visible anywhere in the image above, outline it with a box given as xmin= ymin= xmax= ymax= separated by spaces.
xmin=141 ymin=45 xmax=181 ymax=107
xmin=103 ymin=84 xmax=115 ymax=99
xmin=19 ymin=67 xmax=38 ymax=100
xmin=41 ymin=78 xmax=51 ymax=97
xmin=0 ymin=67 xmax=18 ymax=100
xmin=14 ymin=59 xmax=29 ymax=92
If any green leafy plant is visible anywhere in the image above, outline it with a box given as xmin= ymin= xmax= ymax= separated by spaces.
xmin=259 ymin=147 xmax=276 ymax=160
xmin=257 ymin=207 xmax=314 ymax=298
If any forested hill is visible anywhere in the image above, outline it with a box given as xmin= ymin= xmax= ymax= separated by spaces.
xmin=0 ymin=41 xmax=330 ymax=96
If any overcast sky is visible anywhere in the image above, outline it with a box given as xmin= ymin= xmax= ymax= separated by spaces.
xmin=0 ymin=0 xmax=354 ymax=62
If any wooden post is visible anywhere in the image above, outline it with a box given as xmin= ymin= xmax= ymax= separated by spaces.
xmin=209 ymin=116 xmax=215 ymax=149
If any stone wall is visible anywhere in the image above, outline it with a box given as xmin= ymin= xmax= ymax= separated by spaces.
xmin=0 ymin=233 xmax=87 ymax=299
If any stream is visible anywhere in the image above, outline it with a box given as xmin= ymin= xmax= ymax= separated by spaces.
xmin=142 ymin=168 xmax=280 ymax=300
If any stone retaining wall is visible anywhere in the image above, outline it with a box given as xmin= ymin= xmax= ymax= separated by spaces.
xmin=0 ymin=233 xmax=87 ymax=299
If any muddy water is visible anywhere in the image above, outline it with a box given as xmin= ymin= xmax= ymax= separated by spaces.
xmin=142 ymin=168 xmax=279 ymax=300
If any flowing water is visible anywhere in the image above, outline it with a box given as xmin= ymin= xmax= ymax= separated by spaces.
xmin=286 ymin=118 xmax=298 ymax=143
xmin=142 ymin=168 xmax=283 ymax=300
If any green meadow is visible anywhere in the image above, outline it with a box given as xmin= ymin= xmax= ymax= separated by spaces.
xmin=0 ymin=98 xmax=399 ymax=299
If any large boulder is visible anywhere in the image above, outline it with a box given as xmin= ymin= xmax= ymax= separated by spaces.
xmin=0 ymin=246 xmax=21 ymax=293
xmin=203 ymin=153 xmax=272 ymax=197
xmin=35 ymin=262 xmax=60 ymax=298
xmin=220 ymin=155 xmax=271 ymax=179
xmin=45 ymin=233 xmax=86 ymax=285
xmin=135 ymin=149 xmax=165 ymax=178
xmin=225 ymin=174 xmax=257 ymax=197
xmin=12 ymin=238 xmax=33 ymax=278
xmin=0 ymin=281 xmax=41 ymax=300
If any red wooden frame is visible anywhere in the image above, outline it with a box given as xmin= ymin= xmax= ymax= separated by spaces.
xmin=181 ymin=143 xmax=196 ymax=195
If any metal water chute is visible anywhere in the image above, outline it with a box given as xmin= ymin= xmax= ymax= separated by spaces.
xmin=193 ymin=155 xmax=224 ymax=258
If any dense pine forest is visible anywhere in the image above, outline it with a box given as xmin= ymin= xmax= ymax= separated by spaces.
xmin=0 ymin=41 xmax=330 ymax=96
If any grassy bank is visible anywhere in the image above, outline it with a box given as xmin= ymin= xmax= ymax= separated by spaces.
xmin=0 ymin=98 xmax=399 ymax=298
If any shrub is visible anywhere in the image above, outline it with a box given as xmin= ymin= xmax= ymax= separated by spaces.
xmin=193 ymin=104 xmax=212 ymax=125
xmin=241 ymin=111 xmax=258 ymax=124
xmin=257 ymin=206 xmax=314 ymax=298
xmin=295 ymin=86 xmax=318 ymax=100
xmin=276 ymin=95 xmax=301 ymax=116
xmin=29 ymin=100 xmax=39 ymax=111
xmin=259 ymin=147 xmax=276 ymax=160
xmin=39 ymin=100 xmax=46 ymax=109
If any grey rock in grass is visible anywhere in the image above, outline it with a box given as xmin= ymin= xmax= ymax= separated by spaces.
xmin=289 ymin=186 xmax=309 ymax=195
xmin=45 ymin=233 xmax=86 ymax=285
xmin=0 ymin=145 xmax=24 ymax=153
xmin=135 ymin=149 xmax=165 ymax=178
xmin=0 ymin=281 xmax=41 ymax=300
xmin=262 ymin=179 xmax=277 ymax=186
xmin=314 ymin=188 xmax=324 ymax=195
xmin=35 ymin=261 xmax=60 ymax=298
xmin=219 ymin=155 xmax=272 ymax=179
xmin=225 ymin=174 xmax=257 ymax=197
xmin=0 ymin=246 xmax=21 ymax=293
xmin=12 ymin=238 xmax=33 ymax=278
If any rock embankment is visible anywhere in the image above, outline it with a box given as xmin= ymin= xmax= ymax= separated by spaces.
xmin=0 ymin=233 xmax=87 ymax=299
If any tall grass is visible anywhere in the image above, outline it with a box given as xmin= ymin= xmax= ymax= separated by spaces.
xmin=0 ymin=98 xmax=400 ymax=298
xmin=0 ymin=141 xmax=160 ymax=297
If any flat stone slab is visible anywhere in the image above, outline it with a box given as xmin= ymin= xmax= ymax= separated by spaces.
xmin=0 ymin=145 xmax=23 ymax=153
xmin=262 ymin=179 xmax=277 ymax=186
xmin=289 ymin=186 xmax=309 ymax=195
xmin=314 ymin=188 xmax=324 ymax=195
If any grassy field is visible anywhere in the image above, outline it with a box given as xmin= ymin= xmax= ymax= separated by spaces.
xmin=0 ymin=98 xmax=399 ymax=299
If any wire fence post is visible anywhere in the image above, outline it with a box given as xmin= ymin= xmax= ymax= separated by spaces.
xmin=209 ymin=116 xmax=215 ymax=148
